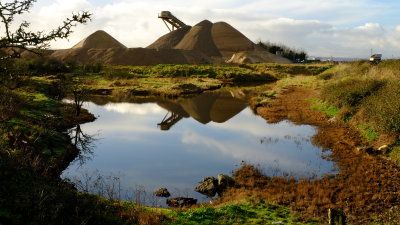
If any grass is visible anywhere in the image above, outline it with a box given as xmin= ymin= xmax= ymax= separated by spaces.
xmin=317 ymin=60 xmax=400 ymax=145
xmin=309 ymin=99 xmax=339 ymax=118
xmin=356 ymin=123 xmax=381 ymax=142
xmin=389 ymin=145 xmax=400 ymax=165
xmin=165 ymin=198 xmax=316 ymax=225
xmin=103 ymin=64 xmax=278 ymax=82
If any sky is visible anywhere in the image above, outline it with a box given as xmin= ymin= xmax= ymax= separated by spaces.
xmin=15 ymin=0 xmax=400 ymax=58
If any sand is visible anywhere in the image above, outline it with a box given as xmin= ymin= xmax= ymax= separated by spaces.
xmin=72 ymin=30 xmax=126 ymax=49
xmin=51 ymin=47 xmax=211 ymax=66
xmin=174 ymin=20 xmax=222 ymax=58
xmin=226 ymin=50 xmax=292 ymax=64
xmin=211 ymin=22 xmax=255 ymax=58
xmin=147 ymin=25 xmax=191 ymax=50
xmin=49 ymin=20 xmax=292 ymax=65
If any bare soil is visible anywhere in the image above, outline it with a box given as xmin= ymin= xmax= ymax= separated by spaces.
xmin=222 ymin=86 xmax=400 ymax=224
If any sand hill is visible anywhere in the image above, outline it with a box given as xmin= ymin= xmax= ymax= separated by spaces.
xmin=51 ymin=30 xmax=211 ymax=65
xmin=174 ymin=20 xmax=222 ymax=57
xmin=72 ymin=30 xmax=126 ymax=49
xmin=147 ymin=25 xmax=192 ymax=50
xmin=49 ymin=19 xmax=291 ymax=65
xmin=211 ymin=22 xmax=255 ymax=58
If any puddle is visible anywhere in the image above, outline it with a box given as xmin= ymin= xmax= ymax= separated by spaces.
xmin=62 ymin=91 xmax=336 ymax=203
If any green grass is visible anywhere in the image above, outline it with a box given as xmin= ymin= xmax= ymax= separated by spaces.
xmin=356 ymin=123 xmax=381 ymax=142
xmin=166 ymin=199 xmax=317 ymax=225
xmin=321 ymin=78 xmax=385 ymax=108
xmin=309 ymin=99 xmax=339 ymax=118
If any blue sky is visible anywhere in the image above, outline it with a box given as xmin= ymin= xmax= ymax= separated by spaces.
xmin=23 ymin=0 xmax=400 ymax=58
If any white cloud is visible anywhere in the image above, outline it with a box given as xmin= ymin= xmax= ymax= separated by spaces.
xmin=10 ymin=0 xmax=400 ymax=57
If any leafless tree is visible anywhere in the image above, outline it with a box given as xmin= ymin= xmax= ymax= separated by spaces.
xmin=0 ymin=0 xmax=91 ymax=60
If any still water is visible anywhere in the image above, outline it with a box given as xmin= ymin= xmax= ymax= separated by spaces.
xmin=62 ymin=91 xmax=336 ymax=203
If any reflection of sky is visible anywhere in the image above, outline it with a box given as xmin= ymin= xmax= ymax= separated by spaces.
xmin=62 ymin=100 xmax=336 ymax=201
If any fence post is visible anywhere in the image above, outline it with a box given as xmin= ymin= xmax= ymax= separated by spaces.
xmin=328 ymin=208 xmax=346 ymax=225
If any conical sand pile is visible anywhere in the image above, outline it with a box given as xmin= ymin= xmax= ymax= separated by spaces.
xmin=72 ymin=30 xmax=127 ymax=49
xmin=147 ymin=20 xmax=290 ymax=64
xmin=174 ymin=20 xmax=221 ymax=57
xmin=147 ymin=25 xmax=191 ymax=50
xmin=211 ymin=22 xmax=255 ymax=58
xmin=49 ymin=19 xmax=291 ymax=65
xmin=51 ymin=30 xmax=211 ymax=65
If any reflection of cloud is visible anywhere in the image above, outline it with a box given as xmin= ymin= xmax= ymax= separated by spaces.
xmin=211 ymin=109 xmax=315 ymax=138
xmin=104 ymin=103 xmax=165 ymax=115
xmin=181 ymin=131 xmax=308 ymax=170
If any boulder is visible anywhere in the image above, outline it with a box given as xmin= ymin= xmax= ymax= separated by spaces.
xmin=166 ymin=197 xmax=197 ymax=208
xmin=217 ymin=174 xmax=235 ymax=190
xmin=194 ymin=176 xmax=218 ymax=197
xmin=153 ymin=188 xmax=171 ymax=198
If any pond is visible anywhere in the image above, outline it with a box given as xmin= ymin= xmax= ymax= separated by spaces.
xmin=62 ymin=90 xmax=337 ymax=204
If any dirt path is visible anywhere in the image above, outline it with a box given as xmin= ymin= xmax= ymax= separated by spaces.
xmin=224 ymin=86 xmax=400 ymax=224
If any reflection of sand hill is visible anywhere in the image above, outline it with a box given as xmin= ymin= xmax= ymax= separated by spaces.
xmin=157 ymin=91 xmax=247 ymax=124
xmin=157 ymin=100 xmax=190 ymax=118
xmin=209 ymin=92 xmax=247 ymax=123
xmin=47 ymin=16 xmax=291 ymax=65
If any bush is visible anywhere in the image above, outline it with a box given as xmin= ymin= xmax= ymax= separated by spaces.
xmin=321 ymin=78 xmax=386 ymax=107
xmin=27 ymin=58 xmax=70 ymax=75
xmin=362 ymin=80 xmax=400 ymax=132
xmin=257 ymin=41 xmax=307 ymax=61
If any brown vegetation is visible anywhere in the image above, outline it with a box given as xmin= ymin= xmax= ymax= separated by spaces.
xmin=220 ymin=87 xmax=400 ymax=224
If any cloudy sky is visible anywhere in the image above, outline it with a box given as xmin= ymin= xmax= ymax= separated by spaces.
xmin=19 ymin=0 xmax=400 ymax=58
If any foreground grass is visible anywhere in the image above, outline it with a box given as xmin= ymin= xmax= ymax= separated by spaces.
xmin=164 ymin=198 xmax=317 ymax=225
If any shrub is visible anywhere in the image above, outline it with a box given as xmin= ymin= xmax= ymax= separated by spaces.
xmin=26 ymin=58 xmax=70 ymax=75
xmin=257 ymin=41 xmax=307 ymax=61
xmin=362 ymin=80 xmax=400 ymax=132
xmin=321 ymin=78 xmax=386 ymax=107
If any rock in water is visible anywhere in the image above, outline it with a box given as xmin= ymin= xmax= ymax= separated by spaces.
xmin=194 ymin=176 xmax=218 ymax=197
xmin=153 ymin=188 xmax=171 ymax=197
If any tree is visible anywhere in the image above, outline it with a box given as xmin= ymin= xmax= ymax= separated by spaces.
xmin=0 ymin=0 xmax=91 ymax=60
xmin=70 ymin=78 xmax=91 ymax=117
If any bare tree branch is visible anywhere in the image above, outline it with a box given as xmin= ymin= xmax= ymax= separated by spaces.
xmin=0 ymin=0 xmax=91 ymax=60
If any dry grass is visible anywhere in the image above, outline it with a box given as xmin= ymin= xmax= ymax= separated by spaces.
xmin=239 ymin=86 xmax=400 ymax=224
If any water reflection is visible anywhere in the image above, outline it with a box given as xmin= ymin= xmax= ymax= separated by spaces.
xmin=63 ymin=91 xmax=336 ymax=202
xmin=68 ymin=124 xmax=97 ymax=165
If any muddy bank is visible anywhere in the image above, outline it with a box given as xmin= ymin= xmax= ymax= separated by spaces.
xmin=223 ymin=87 xmax=400 ymax=224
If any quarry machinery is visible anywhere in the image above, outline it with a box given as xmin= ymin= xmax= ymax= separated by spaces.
xmin=157 ymin=111 xmax=183 ymax=130
xmin=158 ymin=11 xmax=186 ymax=32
